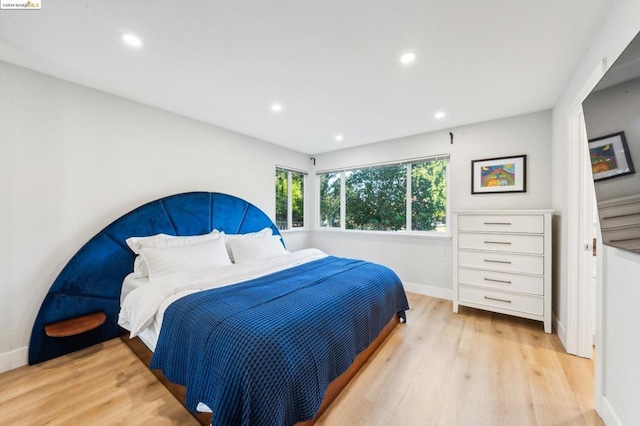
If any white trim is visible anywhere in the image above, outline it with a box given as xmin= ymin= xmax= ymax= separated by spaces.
xmin=600 ymin=395 xmax=622 ymax=426
xmin=313 ymin=228 xmax=450 ymax=239
xmin=402 ymin=281 xmax=453 ymax=300
xmin=566 ymin=112 xmax=581 ymax=355
xmin=566 ymin=60 xmax=607 ymax=357
xmin=595 ymin=237 xmax=606 ymax=415
xmin=405 ymin=165 xmax=412 ymax=232
xmin=577 ymin=110 xmax=595 ymax=358
xmin=315 ymin=153 xmax=450 ymax=174
xmin=553 ymin=311 xmax=567 ymax=347
xmin=287 ymin=171 xmax=293 ymax=228
xmin=275 ymin=165 xmax=309 ymax=175
xmin=0 ymin=347 xmax=28 ymax=373
xmin=279 ymin=228 xmax=310 ymax=234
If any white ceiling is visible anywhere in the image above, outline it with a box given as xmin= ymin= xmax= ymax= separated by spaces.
xmin=0 ymin=0 xmax=612 ymax=154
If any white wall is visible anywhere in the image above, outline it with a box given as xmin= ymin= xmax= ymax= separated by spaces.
xmin=601 ymin=246 xmax=640 ymax=425
xmin=552 ymin=0 xmax=640 ymax=424
xmin=0 ymin=60 xmax=311 ymax=372
xmin=311 ymin=110 xmax=553 ymax=298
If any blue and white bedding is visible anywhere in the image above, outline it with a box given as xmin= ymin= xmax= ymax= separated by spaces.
xmin=119 ymin=249 xmax=409 ymax=426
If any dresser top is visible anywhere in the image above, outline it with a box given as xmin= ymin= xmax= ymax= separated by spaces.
xmin=453 ymin=209 xmax=554 ymax=215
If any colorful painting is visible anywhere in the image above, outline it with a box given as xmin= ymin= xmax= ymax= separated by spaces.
xmin=590 ymin=144 xmax=618 ymax=173
xmin=472 ymin=155 xmax=526 ymax=194
xmin=588 ymin=132 xmax=635 ymax=182
xmin=480 ymin=163 xmax=516 ymax=187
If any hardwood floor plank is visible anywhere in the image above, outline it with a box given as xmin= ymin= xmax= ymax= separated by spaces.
xmin=0 ymin=294 xmax=602 ymax=425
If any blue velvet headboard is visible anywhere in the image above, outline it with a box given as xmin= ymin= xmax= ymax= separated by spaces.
xmin=29 ymin=192 xmax=282 ymax=365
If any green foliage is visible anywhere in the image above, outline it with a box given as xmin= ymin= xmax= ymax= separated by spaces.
xmin=411 ymin=160 xmax=447 ymax=231
xmin=319 ymin=173 xmax=341 ymax=227
xmin=276 ymin=169 xmax=305 ymax=229
xmin=275 ymin=169 xmax=288 ymax=228
xmin=291 ymin=172 xmax=304 ymax=227
xmin=345 ymin=165 xmax=406 ymax=231
xmin=317 ymin=159 xmax=447 ymax=232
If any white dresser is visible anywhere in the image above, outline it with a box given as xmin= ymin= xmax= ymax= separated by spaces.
xmin=452 ymin=210 xmax=553 ymax=333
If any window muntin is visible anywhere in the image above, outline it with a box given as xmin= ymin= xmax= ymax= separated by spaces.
xmin=317 ymin=157 xmax=448 ymax=233
xmin=275 ymin=168 xmax=305 ymax=230
xmin=291 ymin=172 xmax=304 ymax=228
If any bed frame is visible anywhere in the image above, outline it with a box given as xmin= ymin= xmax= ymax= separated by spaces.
xmin=29 ymin=191 xmax=404 ymax=424
xmin=121 ymin=315 xmax=400 ymax=425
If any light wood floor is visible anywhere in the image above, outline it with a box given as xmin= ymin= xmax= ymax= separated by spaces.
xmin=0 ymin=293 xmax=603 ymax=425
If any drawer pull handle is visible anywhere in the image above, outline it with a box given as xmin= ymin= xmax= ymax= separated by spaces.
xmin=484 ymin=241 xmax=512 ymax=245
xmin=484 ymin=222 xmax=512 ymax=225
xmin=484 ymin=296 xmax=512 ymax=303
xmin=484 ymin=278 xmax=512 ymax=284
xmin=484 ymin=259 xmax=512 ymax=264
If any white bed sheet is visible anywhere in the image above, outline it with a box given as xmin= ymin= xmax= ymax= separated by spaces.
xmin=119 ymin=248 xmax=328 ymax=347
xmin=120 ymin=273 xmax=149 ymax=306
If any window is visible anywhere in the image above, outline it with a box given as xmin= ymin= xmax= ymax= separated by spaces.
xmin=317 ymin=156 xmax=448 ymax=233
xmin=275 ymin=167 xmax=305 ymax=230
xmin=318 ymin=172 xmax=341 ymax=228
xmin=345 ymin=165 xmax=406 ymax=230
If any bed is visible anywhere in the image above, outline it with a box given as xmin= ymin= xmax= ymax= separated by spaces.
xmin=29 ymin=192 xmax=409 ymax=425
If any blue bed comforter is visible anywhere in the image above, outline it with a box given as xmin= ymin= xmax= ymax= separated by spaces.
xmin=150 ymin=256 xmax=409 ymax=426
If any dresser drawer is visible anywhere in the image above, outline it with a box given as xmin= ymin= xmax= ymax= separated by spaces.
xmin=458 ymin=250 xmax=543 ymax=275
xmin=458 ymin=215 xmax=544 ymax=234
xmin=459 ymin=284 xmax=544 ymax=316
xmin=458 ymin=268 xmax=543 ymax=295
xmin=458 ymin=233 xmax=544 ymax=254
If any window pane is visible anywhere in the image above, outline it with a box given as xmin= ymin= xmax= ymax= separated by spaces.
xmin=275 ymin=169 xmax=288 ymax=230
xmin=411 ymin=160 xmax=447 ymax=232
xmin=319 ymin=172 xmax=341 ymax=228
xmin=291 ymin=172 xmax=304 ymax=228
xmin=345 ymin=165 xmax=406 ymax=231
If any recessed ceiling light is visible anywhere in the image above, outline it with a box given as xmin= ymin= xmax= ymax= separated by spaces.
xmin=400 ymin=52 xmax=416 ymax=64
xmin=271 ymin=103 xmax=282 ymax=112
xmin=335 ymin=134 xmax=344 ymax=142
xmin=434 ymin=111 xmax=446 ymax=119
xmin=121 ymin=33 xmax=143 ymax=48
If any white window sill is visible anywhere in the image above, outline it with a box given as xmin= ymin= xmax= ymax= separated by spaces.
xmin=312 ymin=228 xmax=451 ymax=239
xmin=279 ymin=228 xmax=311 ymax=234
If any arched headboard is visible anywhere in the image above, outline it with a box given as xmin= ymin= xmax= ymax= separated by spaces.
xmin=29 ymin=192 xmax=282 ymax=365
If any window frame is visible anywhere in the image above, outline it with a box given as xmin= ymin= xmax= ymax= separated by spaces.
xmin=315 ymin=155 xmax=450 ymax=237
xmin=275 ymin=166 xmax=307 ymax=231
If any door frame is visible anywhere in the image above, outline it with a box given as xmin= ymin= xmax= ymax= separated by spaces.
xmin=566 ymin=59 xmax=607 ymax=358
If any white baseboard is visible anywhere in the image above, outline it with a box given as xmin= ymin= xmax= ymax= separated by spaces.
xmin=402 ymin=281 xmax=452 ymax=300
xmin=0 ymin=346 xmax=28 ymax=373
xmin=599 ymin=395 xmax=622 ymax=426
xmin=553 ymin=312 xmax=568 ymax=350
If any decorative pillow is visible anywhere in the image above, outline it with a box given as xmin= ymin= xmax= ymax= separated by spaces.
xmin=140 ymin=237 xmax=231 ymax=284
xmin=229 ymin=235 xmax=288 ymax=264
xmin=127 ymin=230 xmax=221 ymax=277
xmin=221 ymin=227 xmax=273 ymax=262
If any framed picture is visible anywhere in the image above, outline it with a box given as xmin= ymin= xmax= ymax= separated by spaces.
xmin=471 ymin=155 xmax=526 ymax=194
xmin=588 ymin=131 xmax=635 ymax=182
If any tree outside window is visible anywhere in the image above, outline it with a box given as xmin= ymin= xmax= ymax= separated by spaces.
xmin=276 ymin=168 xmax=305 ymax=230
xmin=317 ymin=158 xmax=447 ymax=233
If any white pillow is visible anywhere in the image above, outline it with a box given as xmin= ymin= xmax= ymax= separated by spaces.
xmin=127 ymin=230 xmax=220 ymax=277
xmin=229 ymin=235 xmax=288 ymax=264
xmin=221 ymin=227 xmax=273 ymax=262
xmin=141 ymin=237 xmax=231 ymax=284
